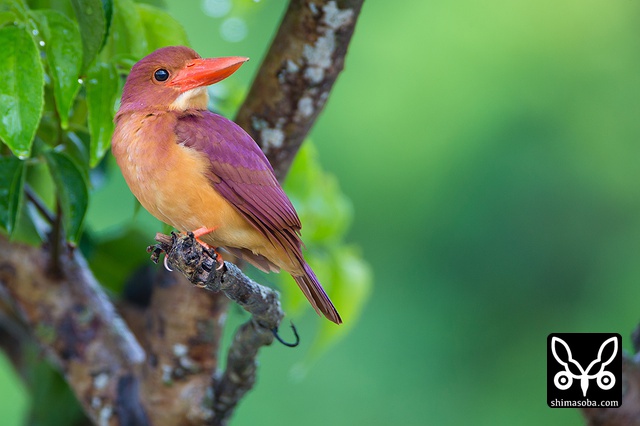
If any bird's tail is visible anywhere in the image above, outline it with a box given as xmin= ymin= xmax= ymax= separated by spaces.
xmin=293 ymin=263 xmax=342 ymax=324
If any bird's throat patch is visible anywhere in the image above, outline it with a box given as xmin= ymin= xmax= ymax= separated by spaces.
xmin=170 ymin=87 xmax=209 ymax=111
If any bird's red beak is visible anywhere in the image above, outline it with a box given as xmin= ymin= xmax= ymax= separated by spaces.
xmin=168 ymin=56 xmax=249 ymax=93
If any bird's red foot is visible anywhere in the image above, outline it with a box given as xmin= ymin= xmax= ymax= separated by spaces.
xmin=190 ymin=226 xmax=224 ymax=270
xmin=192 ymin=226 xmax=217 ymax=247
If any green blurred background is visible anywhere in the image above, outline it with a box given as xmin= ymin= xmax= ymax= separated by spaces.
xmin=3 ymin=0 xmax=640 ymax=424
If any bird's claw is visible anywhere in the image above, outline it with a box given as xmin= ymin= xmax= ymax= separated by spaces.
xmin=213 ymin=248 xmax=225 ymax=270
xmin=163 ymin=255 xmax=173 ymax=271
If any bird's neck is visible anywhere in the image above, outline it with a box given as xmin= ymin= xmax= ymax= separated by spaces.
xmin=115 ymin=87 xmax=210 ymax=118
xmin=169 ymin=87 xmax=209 ymax=111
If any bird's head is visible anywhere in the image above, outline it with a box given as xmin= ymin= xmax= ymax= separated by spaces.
xmin=118 ymin=46 xmax=248 ymax=114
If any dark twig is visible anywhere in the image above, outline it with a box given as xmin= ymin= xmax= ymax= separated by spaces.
xmin=24 ymin=185 xmax=64 ymax=277
xmin=150 ymin=233 xmax=284 ymax=329
xmin=24 ymin=183 xmax=55 ymax=224
xmin=150 ymin=232 xmax=286 ymax=425
xmin=272 ymin=322 xmax=301 ymax=347
xmin=48 ymin=200 xmax=64 ymax=278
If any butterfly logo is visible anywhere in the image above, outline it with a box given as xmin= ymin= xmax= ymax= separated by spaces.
xmin=551 ymin=336 xmax=617 ymax=397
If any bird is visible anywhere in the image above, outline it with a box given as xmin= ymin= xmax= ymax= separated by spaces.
xmin=111 ymin=46 xmax=341 ymax=324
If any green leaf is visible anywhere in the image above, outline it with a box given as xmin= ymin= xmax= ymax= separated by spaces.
xmin=102 ymin=0 xmax=113 ymax=36
xmin=286 ymin=246 xmax=372 ymax=374
xmin=62 ymin=131 xmax=90 ymax=176
xmin=285 ymin=142 xmax=353 ymax=244
xmin=2 ymin=0 xmax=27 ymax=17
xmin=70 ymin=0 xmax=108 ymax=71
xmin=102 ymin=0 xmax=147 ymax=60
xmin=13 ymin=195 xmax=46 ymax=245
xmin=278 ymin=142 xmax=372 ymax=359
xmin=0 ymin=11 xmax=16 ymax=27
xmin=136 ymin=3 xmax=189 ymax=51
xmin=30 ymin=10 xmax=83 ymax=130
xmin=0 ymin=155 xmax=25 ymax=234
xmin=0 ymin=26 xmax=44 ymax=158
xmin=44 ymin=150 xmax=88 ymax=243
xmin=311 ymin=246 xmax=372 ymax=351
xmin=86 ymin=61 xmax=118 ymax=167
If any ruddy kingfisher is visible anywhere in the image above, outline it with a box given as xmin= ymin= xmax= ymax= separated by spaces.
xmin=111 ymin=46 xmax=341 ymax=324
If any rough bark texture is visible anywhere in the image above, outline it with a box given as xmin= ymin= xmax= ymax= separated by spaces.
xmin=236 ymin=0 xmax=364 ymax=180
xmin=0 ymin=236 xmax=148 ymax=426
xmin=122 ymin=267 xmax=227 ymax=425
xmin=0 ymin=0 xmax=364 ymax=424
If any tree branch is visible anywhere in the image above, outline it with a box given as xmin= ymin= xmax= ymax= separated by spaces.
xmin=118 ymin=266 xmax=228 ymax=426
xmin=236 ymin=0 xmax=365 ymax=180
xmin=0 ymin=235 xmax=148 ymax=426
xmin=150 ymin=231 xmax=285 ymax=425
xmin=0 ymin=234 xmax=231 ymax=426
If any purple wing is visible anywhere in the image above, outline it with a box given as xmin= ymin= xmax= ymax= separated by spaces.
xmin=174 ymin=111 xmax=303 ymax=261
xmin=174 ymin=111 xmax=342 ymax=324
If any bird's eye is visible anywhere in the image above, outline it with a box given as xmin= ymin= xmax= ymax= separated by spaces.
xmin=154 ymin=69 xmax=170 ymax=82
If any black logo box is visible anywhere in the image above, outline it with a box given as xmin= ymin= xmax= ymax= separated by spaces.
xmin=547 ymin=333 xmax=622 ymax=408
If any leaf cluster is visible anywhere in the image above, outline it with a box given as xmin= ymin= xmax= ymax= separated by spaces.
xmin=280 ymin=143 xmax=372 ymax=357
xmin=0 ymin=0 xmax=187 ymax=243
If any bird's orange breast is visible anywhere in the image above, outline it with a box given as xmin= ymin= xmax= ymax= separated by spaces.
xmin=111 ymin=112 xmax=265 ymax=251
